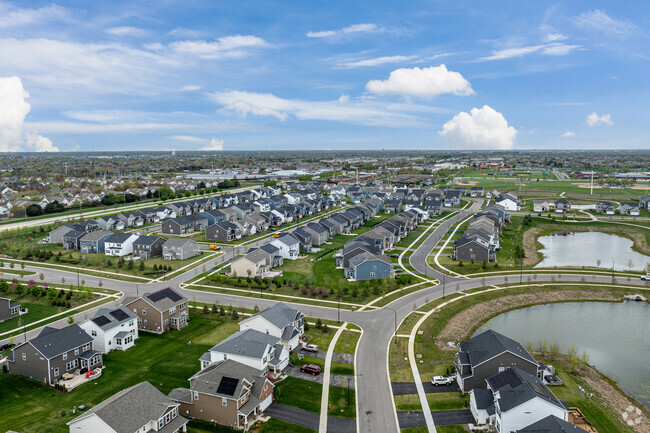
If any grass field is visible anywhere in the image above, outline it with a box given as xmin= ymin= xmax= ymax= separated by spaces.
xmin=329 ymin=384 xmax=356 ymax=418
xmin=334 ymin=328 xmax=361 ymax=354
xmin=394 ymin=392 xmax=468 ymax=411
xmin=0 ymin=312 xmax=240 ymax=433
xmin=274 ymin=377 xmax=322 ymax=413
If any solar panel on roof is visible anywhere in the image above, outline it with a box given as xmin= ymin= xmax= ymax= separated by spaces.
xmin=148 ymin=288 xmax=182 ymax=303
xmin=109 ymin=309 xmax=130 ymax=322
xmin=92 ymin=316 xmax=111 ymax=327
xmin=217 ymin=377 xmax=239 ymax=396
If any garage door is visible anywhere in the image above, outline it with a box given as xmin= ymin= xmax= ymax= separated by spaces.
xmin=259 ymin=394 xmax=273 ymax=412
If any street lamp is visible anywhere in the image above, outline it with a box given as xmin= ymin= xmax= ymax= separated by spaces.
xmin=346 ymin=374 xmax=363 ymax=405
xmin=385 ymin=308 xmax=398 ymax=343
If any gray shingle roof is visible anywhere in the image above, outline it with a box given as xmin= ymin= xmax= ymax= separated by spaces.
xmin=80 ymin=230 xmax=113 ymax=242
xmin=242 ymin=302 xmax=303 ymax=330
xmin=188 ymin=359 xmax=266 ymax=400
xmin=29 ymin=324 xmax=94 ymax=359
xmin=133 ymin=235 xmax=164 ymax=246
xmin=105 ymin=232 xmax=135 ymax=244
xmin=487 ymin=367 xmax=567 ymax=412
xmin=162 ymin=237 xmax=197 ymax=248
xmin=211 ymin=329 xmax=278 ymax=358
xmin=458 ymin=330 xmax=537 ymax=367
xmin=516 ymin=415 xmax=589 ymax=433
xmin=89 ymin=306 xmax=137 ymax=330
xmin=68 ymin=381 xmax=186 ymax=433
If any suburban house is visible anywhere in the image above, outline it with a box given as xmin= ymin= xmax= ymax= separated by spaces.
xmin=199 ymin=329 xmax=289 ymax=376
xmin=49 ymin=220 xmax=99 ymax=244
xmin=239 ymin=302 xmax=304 ymax=351
xmin=117 ymin=211 xmax=145 ymax=228
xmin=80 ymin=306 xmax=139 ymax=353
xmin=596 ymin=201 xmax=616 ymax=215
xmin=123 ymin=288 xmax=189 ymax=334
xmin=619 ymin=202 xmax=640 ymax=216
xmin=533 ymin=200 xmax=550 ymax=213
xmin=471 ymin=367 xmax=569 ymax=433
xmin=640 ymin=193 xmax=650 ymax=209
xmin=291 ymin=227 xmax=313 ymax=253
xmin=79 ymin=230 xmax=113 ymax=254
xmin=384 ymin=199 xmax=404 ymax=213
xmin=345 ymin=252 xmax=392 ymax=281
xmin=168 ymin=359 xmax=273 ymax=430
xmin=163 ymin=237 xmax=200 ymax=260
xmin=444 ymin=190 xmax=462 ymax=207
xmin=104 ymin=233 xmax=139 ymax=257
xmin=135 ymin=207 xmax=160 ymax=223
xmin=202 ymin=209 xmax=227 ymax=226
xmin=515 ymin=415 xmax=589 ymax=433
xmin=454 ymin=233 xmax=495 ymax=263
xmin=96 ymin=215 xmax=126 ymax=231
xmin=230 ymin=249 xmax=273 ymax=278
xmin=161 ymin=215 xmax=209 ymax=235
xmin=456 ymin=330 xmax=540 ymax=393
xmin=0 ymin=297 xmax=24 ymax=322
xmin=206 ymin=221 xmax=242 ymax=242
xmin=132 ymin=236 xmax=166 ymax=259
xmin=495 ymin=195 xmax=520 ymax=211
xmin=269 ymin=234 xmax=300 ymax=260
xmin=67 ymin=381 xmax=188 ymax=433
xmin=7 ymin=324 xmax=103 ymax=385
xmin=554 ymin=199 xmax=571 ymax=214
xmin=471 ymin=187 xmax=485 ymax=197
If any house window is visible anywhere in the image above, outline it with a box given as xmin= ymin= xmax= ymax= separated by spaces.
xmin=74 ymin=348 xmax=79 ymax=355
xmin=21 ymin=353 xmax=26 ymax=361
xmin=142 ymin=309 xmax=146 ymax=316
xmin=222 ymin=398 xmax=228 ymax=406
xmin=53 ymin=367 xmax=59 ymax=377
xmin=169 ymin=306 xmax=176 ymax=315
xmin=194 ymin=391 xmax=199 ymax=400
xmin=129 ymin=320 xmax=134 ymax=327
xmin=370 ymin=272 xmax=376 ymax=278
xmin=83 ymin=344 xmax=90 ymax=352
xmin=223 ymin=354 xmax=227 ymax=360
xmin=164 ymin=319 xmax=170 ymax=325
xmin=138 ymin=318 xmax=142 ymax=325
xmin=63 ymin=353 xmax=68 ymax=360
xmin=144 ymin=320 xmax=147 ymax=325
xmin=165 ymin=412 xmax=171 ymax=424
xmin=91 ymin=330 xmax=97 ymax=337
xmin=158 ymin=419 xmax=164 ymax=429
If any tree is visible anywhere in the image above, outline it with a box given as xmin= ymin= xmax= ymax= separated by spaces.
xmin=230 ymin=309 xmax=239 ymax=321
xmin=67 ymin=315 xmax=75 ymax=324
xmin=39 ymin=272 xmax=45 ymax=281
xmin=139 ymin=260 xmax=145 ymax=271
xmin=212 ymin=303 xmax=218 ymax=313
xmin=25 ymin=204 xmax=44 ymax=217
xmin=203 ymin=305 xmax=209 ymax=315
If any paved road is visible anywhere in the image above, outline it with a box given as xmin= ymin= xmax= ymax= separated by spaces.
xmin=397 ymin=409 xmax=474 ymax=428
xmin=391 ymin=382 xmax=460 ymax=395
xmin=265 ymin=403 xmax=356 ymax=433
xmin=4 ymin=200 xmax=650 ymax=433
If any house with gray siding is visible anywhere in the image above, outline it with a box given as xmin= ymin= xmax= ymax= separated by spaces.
xmin=132 ymin=236 xmax=166 ymax=259
xmin=0 ymin=297 xmax=24 ymax=322
xmin=162 ymin=238 xmax=199 ymax=260
xmin=7 ymin=324 xmax=103 ymax=385
xmin=206 ymin=221 xmax=242 ymax=241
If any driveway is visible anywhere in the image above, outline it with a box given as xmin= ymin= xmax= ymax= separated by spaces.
xmin=299 ymin=347 xmax=354 ymax=364
xmin=265 ymin=403 xmax=356 ymax=433
xmin=391 ymin=381 xmax=460 ymax=395
xmin=397 ymin=409 xmax=473 ymax=428
xmin=284 ymin=365 xmax=355 ymax=389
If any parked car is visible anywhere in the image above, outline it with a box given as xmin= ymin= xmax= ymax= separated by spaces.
xmin=0 ymin=343 xmax=15 ymax=351
xmin=394 ymin=269 xmax=404 ymax=274
xmin=300 ymin=364 xmax=321 ymax=375
xmin=641 ymin=275 xmax=650 ymax=281
xmin=431 ymin=376 xmax=453 ymax=386
xmin=303 ymin=344 xmax=319 ymax=353
xmin=390 ymin=254 xmax=399 ymax=258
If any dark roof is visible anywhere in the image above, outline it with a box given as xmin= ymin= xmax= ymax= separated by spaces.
xmin=212 ymin=329 xmax=279 ymax=358
xmin=516 ymin=415 xmax=589 ymax=433
xmin=458 ymin=330 xmax=537 ymax=367
xmin=487 ymin=367 xmax=567 ymax=412
xmin=133 ymin=235 xmax=164 ymax=246
xmin=105 ymin=232 xmax=135 ymax=243
xmin=187 ymin=359 xmax=266 ymax=400
xmin=472 ymin=388 xmax=495 ymax=415
xmin=126 ymin=287 xmax=187 ymax=311
xmin=242 ymin=302 xmax=303 ymax=330
xmin=29 ymin=324 xmax=94 ymax=359
xmin=259 ymin=243 xmax=280 ymax=255
xmin=88 ymin=306 xmax=137 ymax=330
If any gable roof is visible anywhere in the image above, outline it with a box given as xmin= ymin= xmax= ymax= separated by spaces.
xmin=516 ymin=415 xmax=589 ymax=433
xmin=187 ymin=359 xmax=265 ymax=400
xmin=162 ymin=237 xmax=198 ymax=248
xmin=88 ymin=306 xmax=138 ymax=330
xmin=133 ymin=235 xmax=164 ymax=246
xmin=241 ymin=302 xmax=303 ymax=330
xmin=28 ymin=324 xmax=93 ymax=359
xmin=458 ymin=330 xmax=537 ymax=367
xmin=125 ymin=287 xmax=187 ymax=312
xmin=105 ymin=232 xmax=135 ymax=244
xmin=212 ymin=329 xmax=279 ymax=358
xmin=80 ymin=230 xmax=113 ymax=242
xmin=68 ymin=381 xmax=185 ymax=433
xmin=487 ymin=367 xmax=567 ymax=412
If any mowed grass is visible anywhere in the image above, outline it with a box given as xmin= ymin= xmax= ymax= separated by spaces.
xmin=274 ymin=377 xmax=322 ymax=414
xmin=258 ymin=418 xmax=317 ymax=433
xmin=294 ymin=355 xmax=354 ymax=376
xmin=0 ymin=300 xmax=68 ymax=335
xmin=0 ymin=312 xmax=240 ymax=433
xmin=394 ymin=392 xmax=468 ymax=411
xmin=334 ymin=328 xmax=361 ymax=354
xmin=328 ymin=384 xmax=356 ymax=418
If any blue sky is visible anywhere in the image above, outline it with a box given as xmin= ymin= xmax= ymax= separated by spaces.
xmin=0 ymin=0 xmax=648 ymax=152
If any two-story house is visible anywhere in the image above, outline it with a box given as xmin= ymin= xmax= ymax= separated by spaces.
xmin=162 ymin=237 xmax=199 ymax=260
xmin=132 ymin=236 xmax=166 ymax=259
xmin=0 ymin=296 xmax=24 ymax=322
xmin=269 ymin=234 xmax=300 ymax=260
xmin=67 ymin=381 xmax=188 ymax=433
xmin=80 ymin=306 xmax=139 ymax=353
xmin=239 ymin=302 xmax=304 ymax=351
xmin=79 ymin=230 xmax=114 ymax=254
xmin=205 ymin=221 xmax=242 ymax=242
xmin=8 ymin=324 xmax=103 ymax=384
xmin=104 ymin=233 xmax=139 ymax=257
xmin=123 ymin=288 xmax=189 ymax=334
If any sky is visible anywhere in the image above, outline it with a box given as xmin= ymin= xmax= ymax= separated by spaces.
xmin=0 ymin=0 xmax=648 ymax=152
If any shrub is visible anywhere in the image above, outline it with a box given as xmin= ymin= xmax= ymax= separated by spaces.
xmin=203 ymin=305 xmax=209 ymax=315
xmin=315 ymin=318 xmax=322 ymax=329
xmin=321 ymin=324 xmax=329 ymax=333
xmin=212 ymin=303 xmax=218 ymax=313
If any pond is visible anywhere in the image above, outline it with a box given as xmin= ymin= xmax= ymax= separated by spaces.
xmin=535 ymin=231 xmax=650 ymax=271
xmin=475 ymin=301 xmax=650 ymax=409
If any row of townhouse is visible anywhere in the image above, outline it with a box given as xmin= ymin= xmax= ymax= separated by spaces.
xmin=457 ymin=330 xmax=589 ymax=433
xmin=50 ymin=221 xmax=199 ymax=260
xmin=532 ymin=199 xmax=572 ymax=214
xmin=454 ymin=204 xmax=510 ymax=263
xmin=596 ymin=200 xmax=641 ymax=216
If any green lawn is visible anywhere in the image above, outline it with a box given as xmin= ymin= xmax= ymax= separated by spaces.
xmin=258 ymin=418 xmax=316 ymax=433
xmin=394 ymin=392 xmax=468 ymax=411
xmin=0 ymin=301 xmax=67 ymax=335
xmin=333 ymin=328 xmax=361 ymax=354
xmin=293 ymin=355 xmax=354 ymax=376
xmin=0 ymin=312 xmax=240 ymax=433
xmin=328 ymin=384 xmax=356 ymax=418
xmin=273 ymin=377 xmax=322 ymax=414
xmin=187 ymin=419 xmax=239 ymax=432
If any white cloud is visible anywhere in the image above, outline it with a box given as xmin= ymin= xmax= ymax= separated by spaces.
xmin=561 ymin=131 xmax=576 ymax=138
xmin=211 ymin=90 xmax=425 ymax=127
xmin=202 ymin=138 xmax=224 ymax=151
xmin=478 ymin=43 xmax=579 ymax=61
xmin=180 ymin=85 xmax=202 ymax=91
xmin=544 ymin=33 xmax=567 ymax=42
xmin=169 ymin=135 xmax=206 ymax=143
xmin=574 ymin=10 xmax=637 ymax=36
xmin=337 ymin=55 xmax=417 ymax=68
xmin=0 ymin=76 xmax=57 ymax=152
xmin=366 ymin=65 xmax=473 ymax=99
xmin=585 ymin=112 xmax=613 ymax=127
xmin=105 ymin=26 xmax=147 ymax=37
xmin=439 ymin=105 xmax=516 ymax=150
xmin=0 ymin=3 xmax=69 ymax=29
xmin=168 ymin=35 xmax=269 ymax=59
xmin=306 ymin=23 xmax=382 ymax=38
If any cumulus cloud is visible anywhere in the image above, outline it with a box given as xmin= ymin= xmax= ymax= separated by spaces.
xmin=439 ymin=105 xmax=516 ymax=150
xmin=211 ymin=90 xmax=425 ymax=127
xmin=585 ymin=112 xmax=613 ymax=127
xmin=366 ymin=65 xmax=473 ymax=99
xmin=203 ymin=138 xmax=224 ymax=151
xmin=0 ymin=76 xmax=57 ymax=152
xmin=306 ymin=23 xmax=382 ymax=38
xmin=561 ymin=131 xmax=576 ymax=138
xmin=573 ymin=10 xmax=637 ymax=36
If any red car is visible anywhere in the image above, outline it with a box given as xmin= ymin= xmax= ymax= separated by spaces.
xmin=300 ymin=364 xmax=321 ymax=375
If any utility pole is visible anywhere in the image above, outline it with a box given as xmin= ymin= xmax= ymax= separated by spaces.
xmin=442 ymin=273 xmax=446 ymax=299
xmin=520 ymin=259 xmax=523 ymax=284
